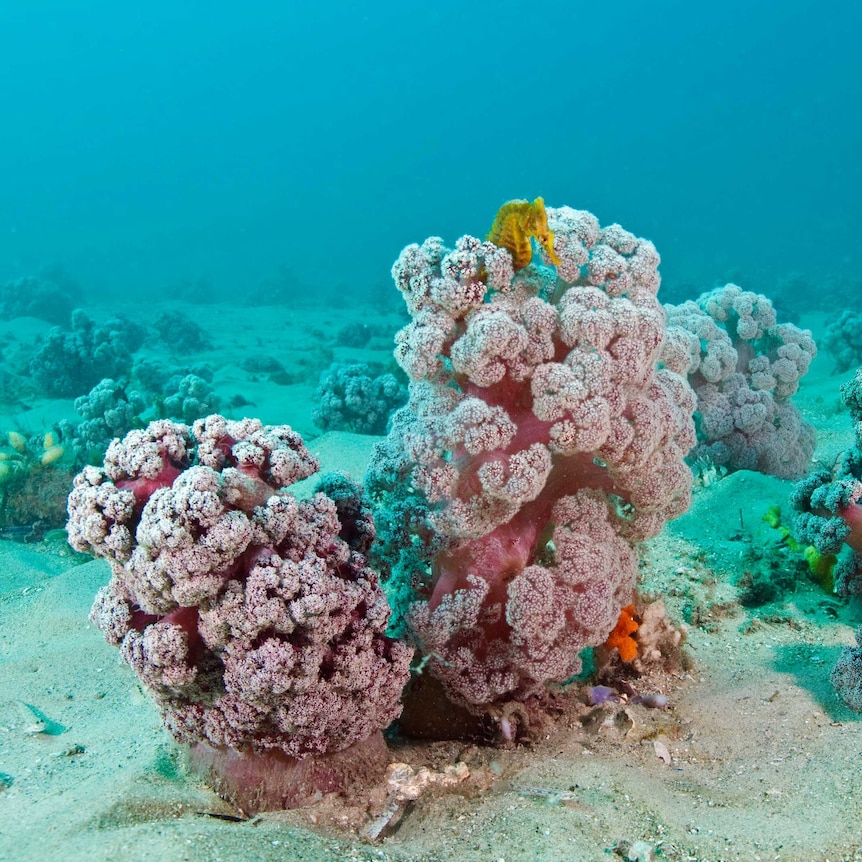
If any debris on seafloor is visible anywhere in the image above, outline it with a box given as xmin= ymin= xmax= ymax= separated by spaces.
xmin=509 ymin=784 xmax=592 ymax=810
xmin=362 ymin=761 xmax=470 ymax=842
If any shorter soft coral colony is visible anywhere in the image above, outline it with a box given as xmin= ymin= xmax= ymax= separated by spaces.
xmin=67 ymin=415 xmax=412 ymax=811
xmin=662 ymin=284 xmax=816 ymax=479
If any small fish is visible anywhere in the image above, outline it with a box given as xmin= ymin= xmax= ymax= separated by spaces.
xmin=195 ymin=811 xmax=248 ymax=823
xmin=16 ymin=701 xmax=67 ymax=736
xmin=0 ymin=522 xmax=49 ymax=543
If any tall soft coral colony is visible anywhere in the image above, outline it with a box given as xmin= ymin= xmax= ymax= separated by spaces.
xmin=367 ymin=204 xmax=696 ymax=710
xmin=67 ymin=416 xmax=412 ymax=807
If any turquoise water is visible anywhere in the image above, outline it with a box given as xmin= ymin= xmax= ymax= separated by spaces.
xmin=1 ymin=0 xmax=858 ymax=301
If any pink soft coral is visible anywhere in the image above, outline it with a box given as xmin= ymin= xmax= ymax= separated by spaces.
xmin=662 ymin=284 xmax=817 ymax=479
xmin=368 ymin=205 xmax=696 ymax=718
xmin=68 ymin=415 xmax=412 ymax=811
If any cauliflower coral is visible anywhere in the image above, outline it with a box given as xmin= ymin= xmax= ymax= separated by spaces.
xmin=366 ymin=204 xmax=696 ymax=716
xmin=68 ymin=415 xmax=412 ymax=810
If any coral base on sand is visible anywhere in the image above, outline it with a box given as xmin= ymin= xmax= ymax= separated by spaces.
xmin=186 ymin=732 xmax=391 ymax=813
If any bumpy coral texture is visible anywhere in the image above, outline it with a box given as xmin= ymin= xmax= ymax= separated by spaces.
xmin=662 ymin=284 xmax=817 ymax=479
xmin=367 ymin=206 xmax=696 ymax=709
xmin=68 ymin=415 xmax=412 ymax=758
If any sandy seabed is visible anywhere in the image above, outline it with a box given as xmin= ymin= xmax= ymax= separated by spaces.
xmin=0 ymin=301 xmax=860 ymax=862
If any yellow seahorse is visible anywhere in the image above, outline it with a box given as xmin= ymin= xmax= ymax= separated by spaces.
xmin=486 ymin=196 xmax=561 ymax=271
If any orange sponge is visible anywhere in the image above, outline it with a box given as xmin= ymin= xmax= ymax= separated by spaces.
xmin=604 ymin=604 xmax=639 ymax=663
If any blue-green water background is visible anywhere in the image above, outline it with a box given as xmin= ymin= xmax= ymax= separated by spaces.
xmin=1 ymin=0 xmax=859 ymax=300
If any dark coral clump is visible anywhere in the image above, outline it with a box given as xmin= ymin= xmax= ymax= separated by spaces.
xmin=792 ymin=366 xmax=862 ymax=712
xmin=0 ymin=273 xmax=77 ymax=326
xmin=0 ymin=431 xmax=74 ymax=530
xmin=159 ymin=373 xmax=221 ymax=423
xmin=313 ymin=362 xmax=406 ymax=435
xmin=153 ymin=310 xmax=211 ymax=353
xmin=29 ymin=309 xmax=134 ymax=398
xmin=832 ymin=626 xmax=862 ymax=711
xmin=737 ymin=566 xmax=797 ymax=608
xmin=336 ymin=322 xmax=374 ymax=348
xmin=1 ymin=462 xmax=74 ymax=530
xmin=71 ymin=378 xmax=147 ymax=464
xmin=822 ymin=309 xmax=862 ymax=374
xmin=334 ymin=322 xmax=392 ymax=348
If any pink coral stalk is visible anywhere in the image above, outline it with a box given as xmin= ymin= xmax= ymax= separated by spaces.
xmin=837 ymin=495 xmax=862 ymax=554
